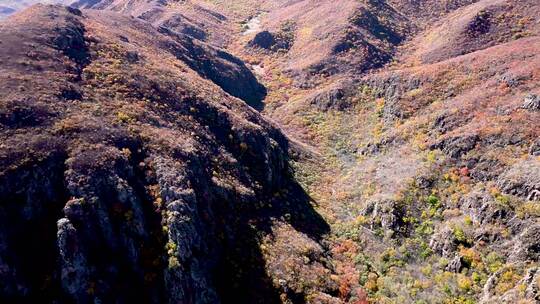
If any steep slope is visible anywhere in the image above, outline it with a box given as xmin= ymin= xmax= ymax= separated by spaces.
xmin=0 ymin=5 xmax=335 ymax=303
xmin=195 ymin=0 xmax=540 ymax=303
xmin=386 ymin=0 xmax=480 ymax=26
xmin=248 ymin=1 xmax=540 ymax=303
xmin=237 ymin=0 xmax=412 ymax=87
xmin=300 ymin=35 xmax=540 ymax=303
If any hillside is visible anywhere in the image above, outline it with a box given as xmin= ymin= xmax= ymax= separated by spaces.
xmin=0 ymin=4 xmax=335 ymax=303
xmin=0 ymin=0 xmax=539 ymax=304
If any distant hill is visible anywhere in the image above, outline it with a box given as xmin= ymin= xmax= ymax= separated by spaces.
xmin=0 ymin=0 xmax=72 ymax=18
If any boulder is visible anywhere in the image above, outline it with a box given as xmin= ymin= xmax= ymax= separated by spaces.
xmin=446 ymin=254 xmax=464 ymax=273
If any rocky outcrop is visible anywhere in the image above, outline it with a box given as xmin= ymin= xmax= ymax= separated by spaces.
xmin=530 ymin=139 xmax=540 ymax=156
xmin=432 ymin=134 xmax=479 ymax=159
xmin=247 ymin=23 xmax=295 ymax=52
xmin=361 ymin=74 xmax=423 ymax=123
xmin=0 ymin=5 xmax=330 ymax=303
xmin=362 ymin=197 xmax=405 ymax=238
xmin=306 ymin=80 xmax=357 ymax=111
xmin=446 ymin=254 xmax=465 ymax=273
xmin=429 ymin=227 xmax=460 ymax=258
xmin=459 ymin=190 xmax=512 ymax=224
xmin=482 ymin=266 xmax=540 ymax=303
xmin=497 ymin=159 xmax=540 ymax=201
xmin=509 ymin=224 xmax=540 ymax=263
xmin=522 ymin=94 xmax=540 ymax=111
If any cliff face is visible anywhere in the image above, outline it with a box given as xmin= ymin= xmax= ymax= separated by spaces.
xmin=0 ymin=5 xmax=331 ymax=303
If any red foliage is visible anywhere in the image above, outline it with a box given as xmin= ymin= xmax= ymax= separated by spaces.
xmin=459 ymin=167 xmax=470 ymax=177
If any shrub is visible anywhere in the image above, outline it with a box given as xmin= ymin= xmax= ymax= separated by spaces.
xmin=459 ymin=247 xmax=482 ymax=269
xmin=495 ymin=268 xmax=521 ymax=294
xmin=471 ymin=272 xmax=482 ymax=284
xmin=463 ymin=215 xmax=473 ymax=226
xmin=452 ymin=226 xmax=468 ymax=244
xmin=420 ymin=242 xmax=433 ymax=259
xmin=457 ymin=275 xmax=473 ymax=292
xmin=116 ymin=111 xmax=132 ymax=123
xmin=485 ymin=252 xmax=504 ymax=273
xmin=168 ymin=256 xmax=180 ymax=269
xmin=427 ymin=195 xmax=440 ymax=208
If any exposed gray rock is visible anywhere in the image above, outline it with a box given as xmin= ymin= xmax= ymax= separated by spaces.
xmin=509 ymin=224 xmax=540 ymax=262
xmin=469 ymin=156 xmax=504 ymax=181
xmin=459 ymin=190 xmax=512 ymax=224
xmin=308 ymin=87 xmax=348 ymax=110
xmin=429 ymin=227 xmax=458 ymax=258
xmin=482 ymin=266 xmax=540 ymax=303
xmin=432 ymin=134 xmax=479 ymax=159
xmin=0 ymin=6 xmax=324 ymax=302
xmin=472 ymin=225 xmax=504 ymax=244
xmin=523 ymin=267 xmax=540 ymax=301
xmin=498 ymin=72 xmax=528 ymax=87
xmin=362 ymin=198 xmax=405 ymax=238
xmin=415 ymin=175 xmax=435 ymax=190
xmin=522 ymin=94 xmax=540 ymax=111
xmin=362 ymin=75 xmax=422 ymax=123
xmin=530 ymin=139 xmax=540 ymax=156
xmin=57 ymin=217 xmax=89 ymax=302
xmin=433 ymin=112 xmax=471 ymax=134
xmin=497 ymin=159 xmax=540 ymax=201
xmin=446 ymin=254 xmax=464 ymax=273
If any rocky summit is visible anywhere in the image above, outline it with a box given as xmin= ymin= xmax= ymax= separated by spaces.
xmin=0 ymin=0 xmax=539 ymax=303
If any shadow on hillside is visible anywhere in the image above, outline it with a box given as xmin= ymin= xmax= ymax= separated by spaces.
xmin=158 ymin=26 xmax=268 ymax=111
xmin=214 ymin=176 xmax=330 ymax=304
xmin=0 ymin=139 xmax=327 ymax=304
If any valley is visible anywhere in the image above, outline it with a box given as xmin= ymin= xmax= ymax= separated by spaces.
xmin=0 ymin=0 xmax=539 ymax=303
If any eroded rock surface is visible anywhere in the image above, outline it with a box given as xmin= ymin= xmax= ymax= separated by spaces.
xmin=0 ymin=5 xmax=331 ymax=303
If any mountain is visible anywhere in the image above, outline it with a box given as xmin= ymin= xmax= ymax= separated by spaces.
xmin=0 ymin=0 xmax=539 ymax=303
xmin=0 ymin=4 xmax=331 ymax=303
xmin=0 ymin=0 xmax=72 ymax=18
xmin=230 ymin=0 xmax=540 ymax=302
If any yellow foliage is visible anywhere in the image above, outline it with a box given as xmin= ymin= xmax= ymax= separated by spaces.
xmin=116 ymin=111 xmax=132 ymax=123
xmin=457 ymin=274 xmax=473 ymax=291
xmin=298 ymin=27 xmax=313 ymax=39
